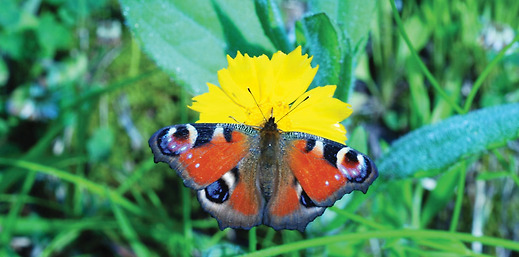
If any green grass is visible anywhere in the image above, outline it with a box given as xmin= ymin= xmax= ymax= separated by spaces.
xmin=1 ymin=0 xmax=519 ymax=256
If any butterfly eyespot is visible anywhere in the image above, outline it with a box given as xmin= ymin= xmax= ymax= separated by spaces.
xmin=353 ymin=155 xmax=370 ymax=183
xmin=345 ymin=150 xmax=359 ymax=163
xmin=336 ymin=148 xmax=370 ymax=182
xmin=173 ymin=126 xmax=190 ymax=140
xmin=157 ymin=130 xmax=187 ymax=156
xmin=300 ymin=190 xmax=317 ymax=208
xmin=205 ymin=179 xmax=230 ymax=204
xmin=155 ymin=125 xmax=199 ymax=156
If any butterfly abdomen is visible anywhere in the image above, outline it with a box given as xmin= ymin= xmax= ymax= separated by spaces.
xmin=258 ymin=117 xmax=283 ymax=201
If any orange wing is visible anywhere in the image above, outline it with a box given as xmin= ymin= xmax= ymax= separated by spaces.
xmin=149 ymin=123 xmax=264 ymax=230
xmin=149 ymin=123 xmax=251 ymax=189
xmin=283 ymin=133 xmax=378 ymax=207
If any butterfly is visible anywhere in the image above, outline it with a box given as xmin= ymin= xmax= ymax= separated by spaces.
xmin=148 ymin=117 xmax=378 ymax=231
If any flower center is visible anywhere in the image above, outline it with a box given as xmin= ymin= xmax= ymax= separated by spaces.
xmin=244 ymin=100 xmax=291 ymax=128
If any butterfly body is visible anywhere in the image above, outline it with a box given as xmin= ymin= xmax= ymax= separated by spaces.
xmin=149 ymin=118 xmax=378 ymax=231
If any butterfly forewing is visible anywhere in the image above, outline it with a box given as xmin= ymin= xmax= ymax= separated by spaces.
xmin=282 ymin=132 xmax=378 ymax=207
xmin=149 ymin=123 xmax=251 ymax=189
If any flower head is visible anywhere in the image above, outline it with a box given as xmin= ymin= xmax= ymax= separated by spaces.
xmin=190 ymin=46 xmax=352 ymax=143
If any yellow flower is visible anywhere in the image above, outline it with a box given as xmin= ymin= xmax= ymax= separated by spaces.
xmin=190 ymin=46 xmax=353 ymax=143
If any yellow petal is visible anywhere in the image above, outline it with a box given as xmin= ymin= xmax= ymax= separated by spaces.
xmin=271 ymin=46 xmax=317 ymax=104
xmin=280 ymin=85 xmax=352 ymax=143
xmin=190 ymin=83 xmax=247 ymax=123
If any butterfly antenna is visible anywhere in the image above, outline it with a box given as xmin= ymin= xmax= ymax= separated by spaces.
xmin=277 ymin=95 xmax=310 ymax=123
xmin=228 ymin=115 xmax=242 ymax=123
xmin=248 ymin=88 xmax=268 ymax=122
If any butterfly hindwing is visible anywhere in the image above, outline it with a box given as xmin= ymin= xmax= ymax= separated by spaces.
xmin=263 ymin=162 xmax=326 ymax=231
xmin=283 ymin=132 xmax=378 ymax=207
xmin=196 ymin=156 xmax=265 ymax=230
xmin=149 ymin=123 xmax=264 ymax=230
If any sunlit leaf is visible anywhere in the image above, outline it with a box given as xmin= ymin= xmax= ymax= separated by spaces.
xmin=120 ymin=0 xmax=275 ymax=95
xmin=378 ymin=103 xmax=519 ymax=180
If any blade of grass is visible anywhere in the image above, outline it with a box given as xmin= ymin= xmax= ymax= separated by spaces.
xmin=400 ymin=245 xmax=490 ymax=257
xmin=411 ymin=183 xmax=424 ymax=228
xmin=329 ymin=206 xmax=388 ymax=230
xmin=0 ymin=216 xmax=118 ymax=234
xmin=0 ymin=171 xmax=36 ymax=246
xmin=110 ymin=191 xmax=151 ymax=257
xmin=414 ymin=239 xmax=484 ymax=257
xmin=40 ymin=230 xmax=81 ymax=257
xmin=0 ymin=121 xmax=65 ymax=193
xmin=491 ymin=149 xmax=519 ymax=187
xmin=463 ymin=34 xmax=519 ymax=113
xmin=450 ymin=160 xmax=467 ymax=232
xmin=249 ymin=227 xmax=257 ymax=252
xmin=180 ymin=185 xmax=193 ymax=257
xmin=116 ymin=158 xmax=155 ymax=194
xmin=146 ymin=189 xmax=169 ymax=218
xmin=71 ymin=101 xmax=90 ymax=217
xmin=242 ymin=229 xmax=519 ymax=256
xmin=61 ymin=68 xmax=158 ymax=111
xmin=0 ymin=158 xmax=145 ymax=217
xmin=207 ymin=230 xmax=228 ymax=248
xmin=0 ymin=194 xmax=62 ymax=212
xmin=389 ymin=0 xmax=464 ymax=114
xmin=476 ymin=171 xmax=510 ymax=181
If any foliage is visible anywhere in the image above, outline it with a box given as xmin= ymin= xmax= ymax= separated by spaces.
xmin=1 ymin=0 xmax=519 ymax=256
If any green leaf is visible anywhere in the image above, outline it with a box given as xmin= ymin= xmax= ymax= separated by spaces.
xmin=378 ymin=103 xmax=519 ymax=180
xmin=254 ymin=0 xmax=292 ymax=53
xmin=300 ymin=13 xmax=341 ymax=90
xmin=37 ymin=12 xmax=73 ymax=57
xmin=308 ymin=0 xmax=375 ymax=53
xmin=120 ymin=0 xmax=275 ymax=95
xmin=304 ymin=0 xmax=375 ymax=101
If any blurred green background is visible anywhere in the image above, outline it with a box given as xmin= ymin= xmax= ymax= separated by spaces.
xmin=1 ymin=0 xmax=518 ymax=256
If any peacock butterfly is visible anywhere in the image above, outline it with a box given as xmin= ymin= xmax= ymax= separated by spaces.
xmin=149 ymin=115 xmax=378 ymax=231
